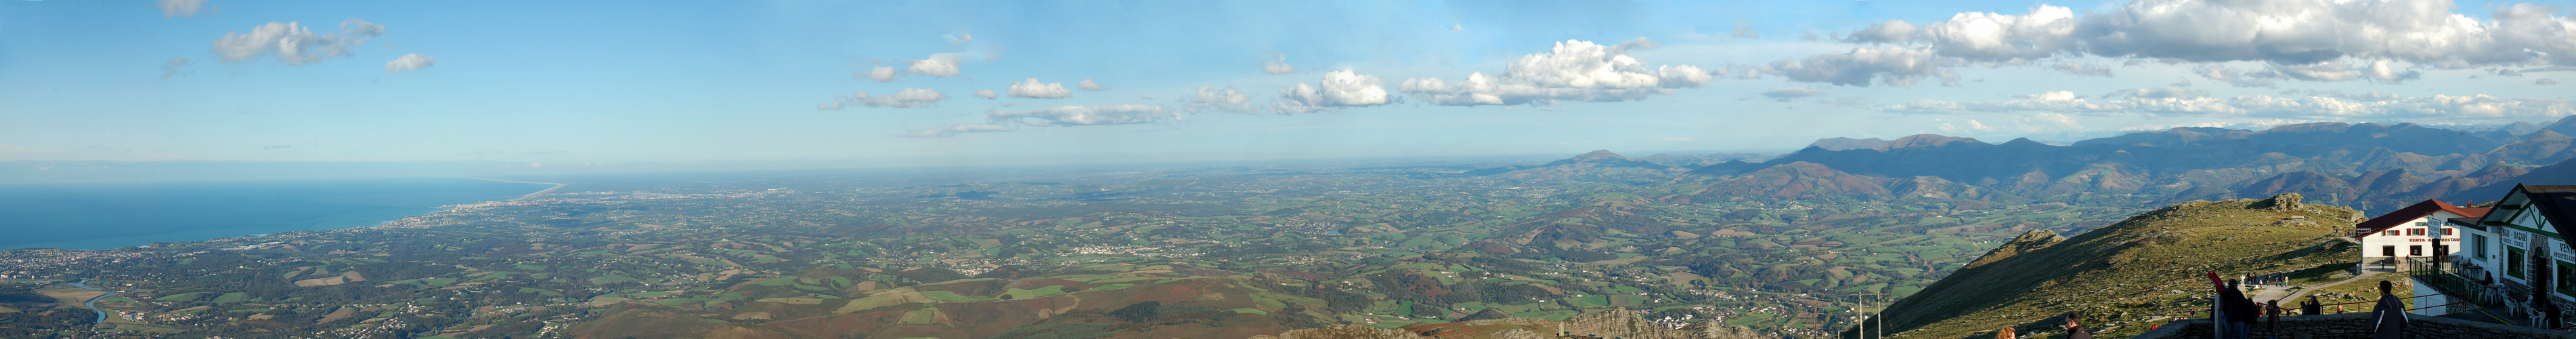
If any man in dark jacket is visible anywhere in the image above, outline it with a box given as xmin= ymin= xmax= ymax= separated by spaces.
xmin=2221 ymin=279 xmax=2256 ymax=339
xmin=2302 ymin=296 xmax=2322 ymax=315
xmin=2369 ymin=281 xmax=2405 ymax=339
xmin=2062 ymin=311 xmax=2093 ymax=339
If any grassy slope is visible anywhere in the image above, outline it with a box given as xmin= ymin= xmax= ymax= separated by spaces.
xmin=1875 ymin=195 xmax=2366 ymax=339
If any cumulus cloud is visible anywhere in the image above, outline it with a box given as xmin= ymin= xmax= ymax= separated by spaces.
xmin=1732 ymin=26 xmax=1761 ymax=39
xmin=974 ymin=89 xmax=999 ymax=99
xmin=988 ymin=104 xmax=1181 ymax=127
xmin=1887 ymin=89 xmax=2576 ymax=123
xmin=384 ymin=54 xmax=435 ymax=73
xmin=904 ymin=53 xmax=965 ymax=77
xmin=1185 ymin=85 xmax=1254 ymax=113
xmin=211 ymin=19 xmax=384 ymax=66
xmin=2048 ymin=62 xmax=2112 ymax=77
xmin=819 ymin=88 xmax=948 ymax=109
xmin=1274 ymin=71 xmax=1394 ymax=113
xmin=2104 ymin=87 xmax=2208 ymax=99
xmin=1765 ymin=46 xmax=1958 ymax=87
xmin=1007 ymin=79 xmax=1072 ymax=99
xmin=1263 ymin=56 xmax=1298 ymax=75
xmin=1804 ymin=0 xmax=2576 ymax=85
xmin=160 ymin=58 xmax=193 ymax=79
xmin=860 ymin=66 xmax=898 ymax=82
xmin=160 ymin=0 xmax=206 ymax=18
xmin=1399 ymin=39 xmax=1713 ymax=105
xmin=1760 ymin=87 xmax=1825 ymax=102
xmin=1078 ymin=79 xmax=1106 ymax=91
xmin=898 ymin=123 xmax=1013 ymax=138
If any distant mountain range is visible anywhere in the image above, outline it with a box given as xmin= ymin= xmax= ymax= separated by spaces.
xmin=1471 ymin=116 xmax=2576 ymax=214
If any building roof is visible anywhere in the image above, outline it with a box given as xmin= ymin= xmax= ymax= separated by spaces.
xmin=2355 ymin=199 xmax=2490 ymax=239
xmin=2515 ymin=184 xmax=2576 ymax=238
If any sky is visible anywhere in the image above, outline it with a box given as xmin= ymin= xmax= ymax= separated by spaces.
xmin=4 ymin=0 xmax=2575 ymax=180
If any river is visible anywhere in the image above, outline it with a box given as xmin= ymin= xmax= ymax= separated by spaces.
xmin=66 ymin=279 xmax=116 ymax=324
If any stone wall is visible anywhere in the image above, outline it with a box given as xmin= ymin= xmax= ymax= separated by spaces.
xmin=2126 ymin=313 xmax=2576 ymax=339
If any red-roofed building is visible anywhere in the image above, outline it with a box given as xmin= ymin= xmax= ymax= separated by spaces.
xmin=2355 ymin=199 xmax=2489 ymax=262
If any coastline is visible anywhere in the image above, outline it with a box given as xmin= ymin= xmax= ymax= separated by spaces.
xmin=462 ymin=177 xmax=568 ymax=200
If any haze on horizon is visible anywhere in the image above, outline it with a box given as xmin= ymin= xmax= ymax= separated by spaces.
xmin=5 ymin=0 xmax=2576 ymax=182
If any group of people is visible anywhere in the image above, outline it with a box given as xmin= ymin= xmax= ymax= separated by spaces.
xmin=2204 ymin=274 xmax=2408 ymax=339
xmin=1988 ymin=311 xmax=2092 ymax=339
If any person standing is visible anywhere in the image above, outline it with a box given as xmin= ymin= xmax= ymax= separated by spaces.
xmin=2064 ymin=311 xmax=2093 ymax=339
xmin=2301 ymin=296 xmax=2322 ymax=316
xmin=2266 ymin=300 xmax=2282 ymax=339
xmin=2221 ymin=279 xmax=2256 ymax=339
xmin=2370 ymin=281 xmax=2405 ymax=339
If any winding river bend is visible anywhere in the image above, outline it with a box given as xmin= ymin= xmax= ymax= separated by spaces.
xmin=66 ymin=279 xmax=116 ymax=323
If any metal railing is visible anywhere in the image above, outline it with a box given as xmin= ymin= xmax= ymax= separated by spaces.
xmin=2407 ymin=256 xmax=2490 ymax=306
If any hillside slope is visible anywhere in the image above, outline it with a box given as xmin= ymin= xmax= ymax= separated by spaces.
xmin=1869 ymin=194 xmax=2364 ymax=339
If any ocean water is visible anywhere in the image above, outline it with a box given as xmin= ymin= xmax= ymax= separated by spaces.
xmin=0 ymin=177 xmax=554 ymax=250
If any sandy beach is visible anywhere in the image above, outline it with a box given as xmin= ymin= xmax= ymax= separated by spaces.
xmin=462 ymin=178 xmax=568 ymax=200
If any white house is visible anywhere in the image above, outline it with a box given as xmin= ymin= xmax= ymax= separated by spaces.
xmin=2356 ymin=199 xmax=2489 ymax=264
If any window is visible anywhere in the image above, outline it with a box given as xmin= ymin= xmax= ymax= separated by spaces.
xmin=2476 ymin=234 xmax=2491 ymax=260
xmin=2559 ymin=262 xmax=2576 ymax=296
xmin=2418 ymin=221 xmax=2432 ymax=226
xmin=2510 ymin=247 xmax=2525 ymax=276
xmin=2411 ymin=228 xmax=2425 ymax=236
xmin=2389 ymin=230 xmax=2401 ymax=237
xmin=2445 ymin=228 xmax=2455 ymax=236
xmin=2411 ymin=245 xmax=2424 ymax=256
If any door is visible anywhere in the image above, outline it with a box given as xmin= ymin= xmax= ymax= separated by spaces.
xmin=2384 ymin=245 xmax=2397 ymax=257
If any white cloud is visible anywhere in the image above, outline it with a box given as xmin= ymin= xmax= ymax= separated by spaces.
xmin=1184 ymin=85 xmax=1253 ymax=113
xmin=1399 ymin=39 xmax=1713 ymax=106
xmin=2104 ymin=87 xmax=2207 ymax=99
xmin=1887 ymin=89 xmax=2576 ymax=123
xmin=974 ymin=89 xmax=999 ymax=99
xmin=1732 ymin=26 xmax=1760 ymax=39
xmin=819 ymin=88 xmax=948 ymax=109
xmin=384 ymin=54 xmax=435 ymax=73
xmin=898 ymin=123 xmax=1013 ymax=138
xmin=860 ymin=66 xmax=898 ymax=82
xmin=1760 ymin=87 xmax=1825 ymax=102
xmin=942 ymin=33 xmax=972 ymax=43
xmin=2544 ymin=79 xmax=2562 ymax=85
xmin=1007 ymin=79 xmax=1072 ymax=99
xmin=160 ymin=0 xmax=206 ymax=18
xmin=1765 ymin=46 xmax=1959 ymax=87
xmin=1916 ymin=5 xmax=2078 ymax=62
xmin=1263 ymin=56 xmax=1298 ymax=75
xmin=2048 ymin=62 xmax=2112 ymax=77
xmin=988 ymin=104 xmax=1180 ymax=126
xmin=1804 ymin=0 xmax=2576 ymax=85
xmin=1078 ymin=79 xmax=1106 ymax=91
xmin=904 ymin=53 xmax=965 ymax=77
xmin=159 ymin=58 xmax=192 ymax=80
xmin=211 ymin=19 xmax=384 ymax=66
xmin=1274 ymin=71 xmax=1393 ymax=113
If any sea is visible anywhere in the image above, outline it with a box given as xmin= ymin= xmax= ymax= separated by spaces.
xmin=0 ymin=177 xmax=555 ymax=250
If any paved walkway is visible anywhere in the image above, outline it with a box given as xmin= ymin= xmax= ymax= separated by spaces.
xmin=2250 ymin=270 xmax=2383 ymax=304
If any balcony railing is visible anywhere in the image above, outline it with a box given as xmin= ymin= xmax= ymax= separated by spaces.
xmin=2407 ymin=256 xmax=2489 ymax=306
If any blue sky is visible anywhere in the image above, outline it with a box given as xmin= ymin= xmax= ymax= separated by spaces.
xmin=4 ymin=0 xmax=2574 ymax=179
